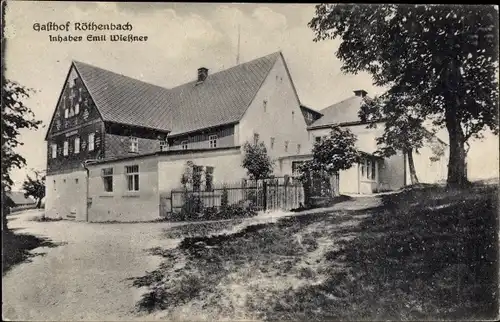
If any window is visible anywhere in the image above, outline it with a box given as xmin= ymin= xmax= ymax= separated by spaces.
xmin=74 ymin=103 xmax=80 ymax=115
xmin=263 ymin=100 xmax=267 ymax=112
xmin=63 ymin=141 xmax=69 ymax=156
xmin=160 ymin=140 xmax=168 ymax=152
xmin=88 ymin=133 xmax=95 ymax=151
xmin=297 ymin=144 xmax=301 ymax=154
xmin=315 ymin=136 xmax=321 ymax=144
xmin=205 ymin=166 xmax=214 ymax=191
xmin=360 ymin=158 xmax=377 ymax=181
xmin=292 ymin=161 xmax=305 ymax=176
xmin=51 ymin=143 xmax=57 ymax=159
xmin=270 ymin=137 xmax=275 ymax=150
xmin=129 ymin=137 xmax=139 ymax=153
xmin=284 ymin=140 xmax=289 ymax=152
xmin=64 ymin=108 xmax=69 ymax=119
xmin=253 ymin=133 xmax=260 ymax=145
xmin=125 ymin=165 xmax=139 ymax=191
xmin=209 ymin=135 xmax=218 ymax=148
xmin=102 ymin=168 xmax=113 ymax=192
xmin=181 ymin=140 xmax=188 ymax=150
xmin=192 ymin=165 xmax=203 ymax=191
xmin=74 ymin=137 xmax=80 ymax=154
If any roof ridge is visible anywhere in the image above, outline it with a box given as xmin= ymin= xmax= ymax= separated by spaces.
xmin=320 ymin=95 xmax=359 ymax=112
xmin=72 ymin=52 xmax=281 ymax=93
xmin=168 ymin=51 xmax=281 ymax=91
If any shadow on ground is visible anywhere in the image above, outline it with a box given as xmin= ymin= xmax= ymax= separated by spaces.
xmin=2 ymin=230 xmax=64 ymax=276
xmin=131 ymin=184 xmax=499 ymax=321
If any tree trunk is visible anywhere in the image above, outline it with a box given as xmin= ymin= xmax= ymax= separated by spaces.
xmin=2 ymin=188 xmax=10 ymax=233
xmin=407 ymin=149 xmax=419 ymax=185
xmin=443 ymin=58 xmax=469 ymax=188
xmin=445 ymin=106 xmax=468 ymax=188
xmin=36 ymin=198 xmax=42 ymax=209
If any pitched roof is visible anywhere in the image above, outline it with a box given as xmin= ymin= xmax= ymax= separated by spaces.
xmin=6 ymin=191 xmax=36 ymax=205
xmin=308 ymin=95 xmax=369 ymax=129
xmin=72 ymin=52 xmax=281 ymax=135
xmin=73 ymin=61 xmax=175 ymax=132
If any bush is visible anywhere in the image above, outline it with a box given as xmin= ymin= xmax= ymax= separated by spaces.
xmin=179 ymin=193 xmax=205 ymax=220
xmin=217 ymin=203 xmax=257 ymax=219
xmin=221 ymin=186 xmax=229 ymax=209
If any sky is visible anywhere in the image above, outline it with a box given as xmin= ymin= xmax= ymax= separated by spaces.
xmin=4 ymin=2 xmax=498 ymax=189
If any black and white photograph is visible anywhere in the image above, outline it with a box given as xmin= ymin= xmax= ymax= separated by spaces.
xmin=1 ymin=1 xmax=499 ymax=321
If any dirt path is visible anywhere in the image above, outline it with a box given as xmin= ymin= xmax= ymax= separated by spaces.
xmin=2 ymin=212 xmax=177 ymax=321
xmin=2 ymin=197 xmax=381 ymax=321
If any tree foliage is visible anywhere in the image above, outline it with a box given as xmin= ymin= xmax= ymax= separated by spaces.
xmin=22 ymin=170 xmax=46 ymax=208
xmin=309 ymin=4 xmax=499 ymax=187
xmin=298 ymin=126 xmax=359 ymax=203
xmin=360 ymin=95 xmax=436 ymax=184
xmin=2 ymin=81 xmax=42 ymax=189
xmin=241 ymin=140 xmax=274 ymax=180
xmin=2 ymin=80 xmax=42 ymax=231
xmin=309 ymin=126 xmax=359 ymax=174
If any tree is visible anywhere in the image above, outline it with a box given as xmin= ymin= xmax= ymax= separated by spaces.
xmin=298 ymin=126 xmax=359 ymax=202
xmin=2 ymin=80 xmax=42 ymax=231
xmin=309 ymin=4 xmax=499 ymax=188
xmin=360 ymin=95 xmax=436 ymax=184
xmin=241 ymin=140 xmax=274 ymax=180
xmin=22 ymin=170 xmax=46 ymax=209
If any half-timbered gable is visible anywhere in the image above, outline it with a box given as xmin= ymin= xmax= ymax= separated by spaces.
xmin=46 ymin=65 xmax=104 ymax=175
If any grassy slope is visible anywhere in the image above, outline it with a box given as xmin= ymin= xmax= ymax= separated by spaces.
xmin=133 ymin=184 xmax=499 ymax=321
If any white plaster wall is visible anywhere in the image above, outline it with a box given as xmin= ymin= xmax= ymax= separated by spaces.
xmin=45 ymin=170 xmax=87 ymax=221
xmin=158 ymin=149 xmax=244 ymax=195
xmin=87 ymin=157 xmax=159 ymax=222
xmin=238 ymin=54 xmax=313 ymax=176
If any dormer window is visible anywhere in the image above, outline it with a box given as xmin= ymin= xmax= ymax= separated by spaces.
xmin=129 ymin=137 xmax=139 ymax=153
xmin=209 ymin=135 xmax=218 ymax=148
xmin=160 ymin=140 xmax=168 ymax=152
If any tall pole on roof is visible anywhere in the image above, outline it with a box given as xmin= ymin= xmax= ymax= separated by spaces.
xmin=236 ymin=24 xmax=241 ymax=65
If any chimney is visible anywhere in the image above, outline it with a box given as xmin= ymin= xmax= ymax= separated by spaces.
xmin=353 ymin=90 xmax=368 ymax=98
xmin=197 ymin=67 xmax=208 ymax=83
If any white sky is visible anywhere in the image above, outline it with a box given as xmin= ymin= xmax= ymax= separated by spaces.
xmin=4 ymin=2 xmax=498 ymax=189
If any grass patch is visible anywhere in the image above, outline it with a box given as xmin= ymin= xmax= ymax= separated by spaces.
xmin=131 ymin=184 xmax=498 ymax=320
xmin=162 ymin=219 xmax=245 ymax=239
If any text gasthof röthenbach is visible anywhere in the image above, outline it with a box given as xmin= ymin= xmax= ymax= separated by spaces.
xmin=33 ymin=22 xmax=149 ymax=43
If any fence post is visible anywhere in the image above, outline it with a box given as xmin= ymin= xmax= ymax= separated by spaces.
xmin=170 ymin=191 xmax=173 ymax=217
xmin=263 ymin=181 xmax=268 ymax=210
xmin=284 ymin=175 xmax=289 ymax=210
